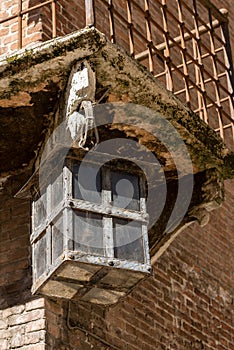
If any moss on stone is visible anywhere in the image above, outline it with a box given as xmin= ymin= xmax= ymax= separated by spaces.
xmin=0 ymin=28 xmax=106 ymax=79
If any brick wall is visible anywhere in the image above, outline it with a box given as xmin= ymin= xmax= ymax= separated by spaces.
xmin=0 ymin=195 xmax=31 ymax=309
xmin=0 ymin=0 xmax=84 ymax=55
xmin=0 ymin=0 xmax=43 ymax=54
xmin=1 ymin=0 xmax=233 ymax=56
xmin=0 ymin=298 xmax=46 ymax=350
xmin=1 ymin=181 xmax=230 ymax=349
xmin=41 ymin=180 xmax=233 ymax=350
xmin=101 ymin=181 xmax=234 ymax=350
xmin=0 ymin=0 xmax=233 ymax=349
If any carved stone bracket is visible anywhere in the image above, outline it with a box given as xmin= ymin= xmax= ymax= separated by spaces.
xmin=64 ymin=61 xmax=96 ymax=120
xmin=188 ymin=168 xmax=224 ymax=227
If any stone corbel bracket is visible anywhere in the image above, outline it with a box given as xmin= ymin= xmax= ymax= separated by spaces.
xmin=64 ymin=61 xmax=96 ymax=120
xmin=188 ymin=168 xmax=224 ymax=227
xmin=63 ymin=61 xmax=97 ymax=148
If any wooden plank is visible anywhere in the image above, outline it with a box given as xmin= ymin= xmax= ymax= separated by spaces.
xmin=65 ymin=208 xmax=74 ymax=251
xmin=46 ymin=225 xmax=52 ymax=267
xmin=142 ymin=224 xmax=151 ymax=267
xmin=85 ymin=0 xmax=95 ymax=26
xmin=103 ymin=217 xmax=114 ymax=258
xmin=63 ymin=162 xmax=73 ymax=200
xmin=31 ymin=201 xmax=65 ymax=243
xmin=68 ymin=199 xmax=148 ymax=223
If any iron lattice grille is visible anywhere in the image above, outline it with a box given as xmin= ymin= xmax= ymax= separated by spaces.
xmin=0 ymin=0 xmax=233 ymax=149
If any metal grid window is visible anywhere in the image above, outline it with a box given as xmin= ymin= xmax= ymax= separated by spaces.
xmin=71 ymin=160 xmax=148 ymax=263
xmin=31 ymin=155 xmax=150 ymax=284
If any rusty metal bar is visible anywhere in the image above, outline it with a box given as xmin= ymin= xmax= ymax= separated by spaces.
xmin=126 ymin=0 xmax=134 ymax=56
xmin=52 ymin=0 xmax=57 ymax=38
xmin=161 ymin=0 xmax=173 ymax=91
xmin=0 ymin=0 xmax=57 ymax=52
xmin=108 ymin=0 xmax=115 ymax=43
xmin=151 ymin=0 xmax=228 ymax=71
xmin=220 ymin=22 xmax=234 ymax=123
xmin=194 ymin=97 xmax=230 ymax=112
xmin=85 ymin=0 xmax=95 ymax=26
xmin=0 ymin=14 xmax=17 ymax=25
xmin=21 ymin=0 xmax=54 ymax=16
xmin=215 ymin=123 xmax=233 ymax=131
xmin=181 ymin=0 xmax=227 ymax=45
xmin=144 ymin=0 xmax=153 ymax=73
xmin=192 ymin=0 xmax=208 ymax=123
xmin=148 ymin=37 xmax=233 ymax=123
xmin=17 ymin=0 xmax=23 ymax=49
xmin=145 ymin=11 xmax=231 ymax=100
xmin=208 ymin=8 xmax=224 ymax=139
xmin=177 ymin=0 xmax=191 ymax=106
xmin=135 ymin=15 xmax=222 ymax=61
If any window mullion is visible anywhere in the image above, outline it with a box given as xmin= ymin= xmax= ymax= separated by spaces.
xmin=63 ymin=161 xmax=73 ymax=251
xmin=139 ymin=170 xmax=149 ymax=265
xmin=139 ymin=176 xmax=147 ymax=213
xmin=103 ymin=216 xmax=114 ymax=258
xmin=46 ymin=225 xmax=52 ymax=267
xmin=102 ymin=167 xmax=114 ymax=258
xmin=142 ymin=224 xmax=150 ymax=266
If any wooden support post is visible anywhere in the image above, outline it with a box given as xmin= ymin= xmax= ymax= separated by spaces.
xmin=85 ymin=0 xmax=95 ymax=27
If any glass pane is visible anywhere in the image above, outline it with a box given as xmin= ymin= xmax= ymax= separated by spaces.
xmin=72 ymin=163 xmax=101 ymax=203
xmin=34 ymin=192 xmax=47 ymax=229
xmin=52 ymin=215 xmax=63 ymax=263
xmin=73 ymin=210 xmax=104 ymax=255
xmin=51 ymin=172 xmax=63 ymax=210
xmin=111 ymin=171 xmax=140 ymax=210
xmin=113 ymin=219 xmax=144 ymax=263
xmin=34 ymin=233 xmax=46 ymax=278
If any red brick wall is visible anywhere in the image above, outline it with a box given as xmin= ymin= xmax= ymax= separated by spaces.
xmin=42 ymin=180 xmax=233 ymax=350
xmin=0 ymin=195 xmax=31 ymax=309
xmin=0 ymin=0 xmax=84 ymax=55
xmin=1 ymin=0 xmax=233 ymax=57
xmin=0 ymin=179 xmax=233 ymax=349
xmin=0 ymin=0 xmax=43 ymax=54
xmin=0 ymin=298 xmax=46 ymax=350
xmin=101 ymin=180 xmax=234 ymax=350
xmin=0 ymin=0 xmax=233 ymax=349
